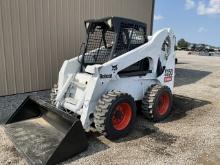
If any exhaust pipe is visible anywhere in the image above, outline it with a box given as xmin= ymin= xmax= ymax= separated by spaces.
xmin=4 ymin=96 xmax=88 ymax=165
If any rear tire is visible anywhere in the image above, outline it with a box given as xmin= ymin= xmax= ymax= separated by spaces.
xmin=94 ymin=91 xmax=136 ymax=140
xmin=141 ymin=85 xmax=173 ymax=122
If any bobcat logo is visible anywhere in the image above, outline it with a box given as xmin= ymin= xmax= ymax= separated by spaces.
xmin=112 ymin=65 xmax=118 ymax=73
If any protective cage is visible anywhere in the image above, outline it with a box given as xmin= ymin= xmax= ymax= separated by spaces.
xmin=4 ymin=96 xmax=88 ymax=165
xmin=82 ymin=17 xmax=148 ymax=66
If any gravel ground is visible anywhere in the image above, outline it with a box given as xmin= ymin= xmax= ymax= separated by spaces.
xmin=0 ymin=51 xmax=220 ymax=165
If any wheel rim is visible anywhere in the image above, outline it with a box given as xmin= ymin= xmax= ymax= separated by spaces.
xmin=112 ymin=103 xmax=132 ymax=131
xmin=156 ymin=92 xmax=170 ymax=116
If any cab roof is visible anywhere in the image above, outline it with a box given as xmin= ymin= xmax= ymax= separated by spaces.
xmin=84 ymin=16 xmax=147 ymax=33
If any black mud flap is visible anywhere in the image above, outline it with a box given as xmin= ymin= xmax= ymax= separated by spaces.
xmin=4 ymin=96 xmax=88 ymax=165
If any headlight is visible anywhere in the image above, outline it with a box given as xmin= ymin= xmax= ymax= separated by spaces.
xmin=86 ymin=22 xmax=90 ymax=29
xmin=107 ymin=19 xmax=112 ymax=28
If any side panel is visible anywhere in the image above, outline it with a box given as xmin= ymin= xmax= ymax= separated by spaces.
xmin=106 ymin=77 xmax=157 ymax=101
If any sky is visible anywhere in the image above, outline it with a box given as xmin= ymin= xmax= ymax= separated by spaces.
xmin=153 ymin=0 xmax=220 ymax=47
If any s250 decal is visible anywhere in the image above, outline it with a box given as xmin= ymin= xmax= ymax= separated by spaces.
xmin=164 ymin=69 xmax=173 ymax=82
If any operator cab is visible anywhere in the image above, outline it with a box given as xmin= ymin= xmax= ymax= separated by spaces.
xmin=81 ymin=17 xmax=150 ymax=76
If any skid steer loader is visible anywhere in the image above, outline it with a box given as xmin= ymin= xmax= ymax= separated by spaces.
xmin=4 ymin=17 xmax=175 ymax=165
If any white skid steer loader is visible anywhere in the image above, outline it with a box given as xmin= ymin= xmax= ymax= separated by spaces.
xmin=4 ymin=17 xmax=175 ymax=165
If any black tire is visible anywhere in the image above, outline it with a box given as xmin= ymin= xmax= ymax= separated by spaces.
xmin=141 ymin=85 xmax=173 ymax=122
xmin=94 ymin=91 xmax=137 ymax=140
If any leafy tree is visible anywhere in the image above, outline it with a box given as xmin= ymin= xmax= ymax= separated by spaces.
xmin=177 ymin=39 xmax=189 ymax=49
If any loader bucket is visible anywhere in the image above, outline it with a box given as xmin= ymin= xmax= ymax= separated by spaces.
xmin=4 ymin=96 xmax=88 ymax=165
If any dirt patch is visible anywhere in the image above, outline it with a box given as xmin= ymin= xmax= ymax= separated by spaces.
xmin=0 ymin=127 xmax=26 ymax=165
xmin=198 ymin=152 xmax=220 ymax=165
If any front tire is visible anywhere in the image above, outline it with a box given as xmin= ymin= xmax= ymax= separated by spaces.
xmin=94 ymin=91 xmax=137 ymax=140
xmin=141 ymin=85 xmax=173 ymax=122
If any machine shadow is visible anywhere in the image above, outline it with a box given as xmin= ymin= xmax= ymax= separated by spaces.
xmin=164 ymin=94 xmax=211 ymax=122
xmin=114 ymin=94 xmax=211 ymax=143
xmin=176 ymin=62 xmax=188 ymax=64
xmin=175 ymin=68 xmax=211 ymax=87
